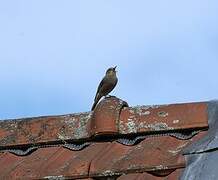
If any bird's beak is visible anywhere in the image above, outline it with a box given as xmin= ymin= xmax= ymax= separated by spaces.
xmin=113 ymin=66 xmax=117 ymax=71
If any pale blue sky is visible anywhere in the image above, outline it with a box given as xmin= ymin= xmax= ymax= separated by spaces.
xmin=0 ymin=0 xmax=218 ymax=119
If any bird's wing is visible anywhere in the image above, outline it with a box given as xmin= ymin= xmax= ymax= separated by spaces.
xmin=94 ymin=77 xmax=106 ymax=102
xmin=114 ymin=78 xmax=118 ymax=88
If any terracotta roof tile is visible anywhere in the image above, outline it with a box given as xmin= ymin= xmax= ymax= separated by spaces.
xmin=91 ymin=97 xmax=128 ymax=135
xmin=118 ymin=169 xmax=183 ymax=180
xmin=0 ymin=97 xmax=209 ymax=179
xmin=120 ymin=102 xmax=207 ymax=133
xmin=0 ymin=97 xmax=208 ymax=148
xmin=89 ymin=131 xmax=206 ymax=178
xmin=0 ymin=131 xmax=206 ymax=179
xmin=0 ymin=152 xmax=22 ymax=178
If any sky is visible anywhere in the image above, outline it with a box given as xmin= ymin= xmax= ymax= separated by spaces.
xmin=0 ymin=0 xmax=218 ymax=120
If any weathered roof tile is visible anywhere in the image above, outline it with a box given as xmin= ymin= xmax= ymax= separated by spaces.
xmin=118 ymin=169 xmax=183 ymax=180
xmin=0 ymin=97 xmax=210 ymax=179
xmin=119 ymin=102 xmax=207 ymax=134
xmin=0 ymin=131 xmax=206 ymax=179
xmin=0 ymin=97 xmax=208 ymax=149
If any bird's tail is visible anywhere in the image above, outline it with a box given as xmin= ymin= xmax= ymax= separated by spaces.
xmin=91 ymin=93 xmax=101 ymax=111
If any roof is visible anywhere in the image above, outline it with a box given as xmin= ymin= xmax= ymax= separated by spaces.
xmin=0 ymin=97 xmax=210 ymax=179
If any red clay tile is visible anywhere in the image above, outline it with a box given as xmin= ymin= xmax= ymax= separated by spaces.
xmin=119 ymin=102 xmax=208 ymax=134
xmin=39 ymin=143 xmax=109 ymax=179
xmin=0 ymin=98 xmax=208 ymax=151
xmin=0 ymin=112 xmax=92 ymax=147
xmin=0 ymin=144 xmax=110 ymax=179
xmin=0 ymin=152 xmax=22 ymax=179
xmin=0 ymin=98 xmax=210 ymax=180
xmin=4 ymin=147 xmax=61 ymax=179
xmin=0 ymin=131 xmax=206 ymax=179
xmin=89 ymin=136 xmax=185 ymax=177
xmin=0 ymin=97 xmax=127 ymax=148
xmin=89 ymin=131 xmax=206 ymax=177
xmin=118 ymin=169 xmax=183 ymax=180
xmin=91 ymin=97 xmax=128 ymax=135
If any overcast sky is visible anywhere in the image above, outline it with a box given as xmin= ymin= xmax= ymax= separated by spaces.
xmin=0 ymin=0 xmax=218 ymax=120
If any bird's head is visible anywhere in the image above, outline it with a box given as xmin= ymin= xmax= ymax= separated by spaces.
xmin=106 ymin=66 xmax=117 ymax=76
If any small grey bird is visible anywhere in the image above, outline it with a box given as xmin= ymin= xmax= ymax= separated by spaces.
xmin=91 ymin=66 xmax=118 ymax=111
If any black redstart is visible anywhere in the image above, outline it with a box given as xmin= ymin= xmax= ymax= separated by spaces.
xmin=91 ymin=66 xmax=118 ymax=111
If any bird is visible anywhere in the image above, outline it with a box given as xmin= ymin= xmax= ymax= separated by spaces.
xmin=91 ymin=66 xmax=118 ymax=111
